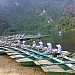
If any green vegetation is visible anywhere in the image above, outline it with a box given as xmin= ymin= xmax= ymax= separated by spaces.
xmin=57 ymin=17 xmax=75 ymax=32
xmin=0 ymin=0 xmax=75 ymax=35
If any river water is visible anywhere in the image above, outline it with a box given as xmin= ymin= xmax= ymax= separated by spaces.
xmin=44 ymin=30 xmax=75 ymax=53
xmin=27 ymin=30 xmax=75 ymax=53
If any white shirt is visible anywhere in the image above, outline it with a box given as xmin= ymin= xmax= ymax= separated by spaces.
xmin=58 ymin=47 xmax=62 ymax=54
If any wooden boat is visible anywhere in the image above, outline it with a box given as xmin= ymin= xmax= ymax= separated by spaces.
xmin=16 ymin=58 xmax=34 ymax=66
xmin=4 ymin=47 xmax=39 ymax=66
xmin=2 ymin=46 xmax=75 ymax=74
xmin=34 ymin=58 xmax=75 ymax=75
xmin=10 ymin=55 xmax=25 ymax=59
xmin=0 ymin=47 xmax=5 ymax=54
xmin=0 ymin=50 xmax=4 ymax=54
xmin=23 ymin=48 xmax=75 ymax=74
xmin=51 ymin=57 xmax=75 ymax=70
xmin=34 ymin=57 xmax=75 ymax=75
xmin=4 ymin=46 xmax=53 ymax=65
xmin=41 ymin=65 xmax=75 ymax=75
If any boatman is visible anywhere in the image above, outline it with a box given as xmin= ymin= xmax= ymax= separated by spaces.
xmin=8 ymin=40 xmax=12 ymax=46
xmin=39 ymin=41 xmax=43 ymax=50
xmin=43 ymin=43 xmax=52 ymax=54
xmin=32 ymin=41 xmax=36 ymax=48
xmin=55 ymin=44 xmax=62 ymax=57
xmin=47 ymin=43 xmax=52 ymax=53
xmin=17 ymin=40 xmax=21 ymax=48
xmin=22 ymin=41 xmax=26 ymax=45
xmin=21 ymin=40 xmax=26 ymax=48
xmin=38 ymin=33 xmax=41 ymax=42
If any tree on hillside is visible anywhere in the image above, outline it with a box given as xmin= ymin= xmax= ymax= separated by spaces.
xmin=0 ymin=16 xmax=10 ymax=36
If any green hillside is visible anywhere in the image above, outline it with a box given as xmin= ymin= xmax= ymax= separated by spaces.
xmin=0 ymin=0 xmax=75 ymax=35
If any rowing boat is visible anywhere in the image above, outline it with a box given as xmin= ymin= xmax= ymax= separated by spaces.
xmin=2 ymin=46 xmax=75 ymax=74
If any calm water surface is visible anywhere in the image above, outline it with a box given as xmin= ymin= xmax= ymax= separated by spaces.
xmin=28 ymin=30 xmax=75 ymax=53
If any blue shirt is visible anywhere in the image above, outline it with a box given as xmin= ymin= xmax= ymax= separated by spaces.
xmin=58 ymin=47 xmax=62 ymax=54
xmin=48 ymin=45 xmax=52 ymax=52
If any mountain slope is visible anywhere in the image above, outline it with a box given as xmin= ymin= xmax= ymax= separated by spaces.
xmin=0 ymin=0 xmax=75 ymax=35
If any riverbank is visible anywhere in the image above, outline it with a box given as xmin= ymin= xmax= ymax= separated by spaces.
xmin=0 ymin=55 xmax=45 ymax=75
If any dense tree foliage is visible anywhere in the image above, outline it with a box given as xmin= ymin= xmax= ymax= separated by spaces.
xmin=0 ymin=0 xmax=75 ymax=35
xmin=0 ymin=16 xmax=10 ymax=35
xmin=56 ymin=17 xmax=75 ymax=31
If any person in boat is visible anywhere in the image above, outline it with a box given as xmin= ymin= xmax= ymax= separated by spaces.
xmin=17 ymin=40 xmax=21 ymax=48
xmin=38 ymin=33 xmax=41 ymax=42
xmin=32 ymin=41 xmax=36 ymax=48
xmin=39 ymin=41 xmax=44 ymax=50
xmin=54 ymin=44 xmax=62 ymax=57
xmin=8 ymin=40 xmax=12 ymax=46
xmin=20 ymin=34 xmax=25 ymax=39
xmin=47 ymin=43 xmax=52 ymax=53
xmin=22 ymin=40 xmax=26 ymax=44
xmin=43 ymin=43 xmax=52 ymax=54
xmin=21 ymin=40 xmax=26 ymax=48
xmin=22 ymin=40 xmax=26 ymax=45
xmin=21 ymin=34 xmax=25 ymax=38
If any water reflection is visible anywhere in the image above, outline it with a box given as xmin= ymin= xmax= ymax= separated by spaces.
xmin=61 ymin=30 xmax=75 ymax=53
xmin=59 ymin=31 xmax=62 ymax=36
xmin=48 ymin=30 xmax=75 ymax=53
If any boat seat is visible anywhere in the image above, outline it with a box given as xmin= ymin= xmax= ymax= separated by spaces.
xmin=10 ymin=55 xmax=25 ymax=58
xmin=52 ymin=57 xmax=75 ymax=70
xmin=65 ymin=64 xmax=75 ymax=70
xmin=16 ymin=58 xmax=33 ymax=62
xmin=52 ymin=57 xmax=64 ymax=63
xmin=63 ymin=56 xmax=75 ymax=61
